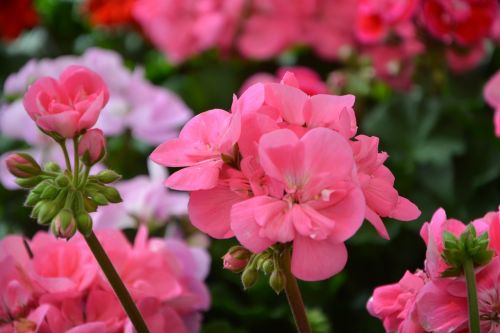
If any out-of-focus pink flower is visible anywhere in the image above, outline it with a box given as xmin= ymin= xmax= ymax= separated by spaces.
xmin=238 ymin=0 xmax=316 ymax=59
xmin=133 ymin=0 xmax=245 ymax=63
xmin=352 ymin=135 xmax=420 ymax=239
xmin=0 ymin=228 xmax=210 ymax=333
xmin=417 ymin=257 xmax=500 ymax=333
xmin=23 ymin=66 xmax=109 ymax=138
xmin=421 ymin=0 xmax=498 ymax=46
xmin=307 ymin=0 xmax=357 ymax=60
xmin=92 ymin=161 xmax=188 ymax=229
xmin=484 ymin=207 xmax=500 ymax=255
xmin=231 ymin=128 xmax=366 ymax=281
xmin=355 ymin=0 xmax=418 ymax=43
xmin=419 ymin=208 xmax=489 ymax=279
xmin=367 ymin=270 xmax=427 ymax=333
xmin=483 ymin=70 xmax=500 ymax=137
xmin=446 ymin=43 xmax=486 ymax=73
xmin=78 ymin=129 xmax=106 ymax=166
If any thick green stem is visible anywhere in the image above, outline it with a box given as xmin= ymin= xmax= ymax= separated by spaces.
xmin=80 ymin=166 xmax=90 ymax=188
xmin=57 ymin=140 xmax=72 ymax=172
xmin=84 ymin=231 xmax=150 ymax=333
xmin=464 ymin=259 xmax=481 ymax=333
xmin=281 ymin=248 xmax=312 ymax=333
xmin=73 ymin=138 xmax=80 ymax=186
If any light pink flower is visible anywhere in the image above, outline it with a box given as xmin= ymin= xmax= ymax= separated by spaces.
xmin=367 ymin=270 xmax=427 ymax=333
xmin=133 ymin=0 xmax=244 ymax=63
xmin=352 ymin=135 xmax=420 ymax=239
xmin=150 ymin=103 xmax=241 ymax=191
xmin=23 ymin=65 xmax=109 ymax=138
xmin=484 ymin=70 xmax=500 ymax=137
xmin=231 ymin=128 xmax=365 ymax=281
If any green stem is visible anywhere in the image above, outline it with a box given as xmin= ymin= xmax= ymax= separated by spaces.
xmin=281 ymin=248 xmax=312 ymax=333
xmin=80 ymin=166 xmax=90 ymax=188
xmin=84 ymin=231 xmax=150 ymax=333
xmin=57 ymin=140 xmax=72 ymax=172
xmin=464 ymin=259 xmax=480 ymax=333
xmin=73 ymin=138 xmax=80 ymax=187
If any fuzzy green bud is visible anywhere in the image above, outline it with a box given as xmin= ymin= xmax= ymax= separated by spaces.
xmin=262 ymin=259 xmax=274 ymax=275
xmin=55 ymin=174 xmax=70 ymax=187
xmin=24 ymin=191 xmax=41 ymax=207
xmin=102 ymin=186 xmax=122 ymax=203
xmin=40 ymin=185 xmax=59 ymax=200
xmin=43 ymin=162 xmax=61 ymax=173
xmin=37 ymin=201 xmax=60 ymax=225
xmin=76 ymin=213 xmax=93 ymax=236
xmin=16 ymin=176 xmax=43 ymax=189
xmin=269 ymin=269 xmax=286 ymax=295
xmin=241 ymin=267 xmax=259 ymax=290
xmin=96 ymin=170 xmax=121 ymax=184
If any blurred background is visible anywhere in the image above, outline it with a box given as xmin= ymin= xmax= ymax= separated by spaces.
xmin=1 ymin=0 xmax=500 ymax=332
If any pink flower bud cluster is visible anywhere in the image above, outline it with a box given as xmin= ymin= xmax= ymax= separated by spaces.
xmin=151 ymin=72 xmax=420 ymax=281
xmin=367 ymin=207 xmax=500 ymax=332
xmin=0 ymin=228 xmax=210 ymax=333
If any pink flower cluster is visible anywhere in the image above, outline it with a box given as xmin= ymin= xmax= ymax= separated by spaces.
xmin=129 ymin=0 xmax=498 ymax=78
xmin=151 ymin=72 xmax=420 ymax=281
xmin=0 ymin=48 xmax=191 ymax=190
xmin=367 ymin=207 xmax=500 ymax=332
xmin=0 ymin=227 xmax=210 ymax=333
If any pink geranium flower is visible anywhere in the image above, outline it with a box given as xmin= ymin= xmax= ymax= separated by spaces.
xmin=23 ymin=65 xmax=109 ymax=138
xmin=367 ymin=270 xmax=427 ymax=333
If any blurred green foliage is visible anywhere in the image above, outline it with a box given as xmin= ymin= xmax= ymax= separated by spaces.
xmin=1 ymin=1 xmax=500 ymax=332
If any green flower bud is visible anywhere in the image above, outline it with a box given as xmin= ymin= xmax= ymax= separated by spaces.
xmin=31 ymin=180 xmax=50 ymax=195
xmin=43 ymin=162 xmax=61 ymax=173
xmin=269 ymin=269 xmax=286 ymax=295
xmin=262 ymin=259 xmax=274 ymax=275
xmin=241 ymin=267 xmax=259 ymax=290
xmin=55 ymin=174 xmax=70 ymax=187
xmin=96 ymin=170 xmax=121 ymax=184
xmin=40 ymin=185 xmax=59 ymax=200
xmin=24 ymin=191 xmax=41 ymax=207
xmin=84 ymin=197 xmax=98 ymax=212
xmin=16 ymin=176 xmax=43 ymax=189
xmin=90 ymin=192 xmax=109 ymax=205
xmin=102 ymin=186 xmax=122 ymax=203
xmin=76 ymin=213 xmax=93 ymax=236
xmin=51 ymin=208 xmax=77 ymax=239
xmin=37 ymin=201 xmax=60 ymax=225
xmin=30 ymin=201 xmax=45 ymax=219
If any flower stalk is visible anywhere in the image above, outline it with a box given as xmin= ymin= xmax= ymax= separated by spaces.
xmin=464 ymin=259 xmax=480 ymax=333
xmin=281 ymin=247 xmax=312 ymax=333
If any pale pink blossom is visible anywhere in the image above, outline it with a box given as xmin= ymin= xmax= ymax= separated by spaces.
xmin=352 ymin=135 xmax=420 ymax=239
xmin=367 ymin=270 xmax=427 ymax=333
xmin=23 ymin=65 xmax=109 ymax=138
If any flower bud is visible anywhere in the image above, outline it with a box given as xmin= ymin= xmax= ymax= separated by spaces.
xmin=76 ymin=213 xmax=93 ymax=236
xmin=262 ymin=259 xmax=274 ymax=275
xmin=55 ymin=174 xmax=70 ymax=187
xmin=269 ymin=269 xmax=286 ymax=295
xmin=102 ymin=186 xmax=122 ymax=203
xmin=90 ymin=192 xmax=108 ymax=205
xmin=96 ymin=170 xmax=121 ymax=184
xmin=84 ymin=196 xmax=98 ymax=212
xmin=37 ymin=201 xmax=60 ymax=225
xmin=24 ymin=191 xmax=41 ymax=207
xmin=15 ymin=176 xmax=43 ymax=189
xmin=78 ymin=129 xmax=106 ymax=166
xmin=40 ymin=185 xmax=58 ymax=200
xmin=241 ymin=267 xmax=259 ymax=290
xmin=51 ymin=208 xmax=77 ymax=239
xmin=5 ymin=153 xmax=41 ymax=178
xmin=223 ymin=252 xmax=248 ymax=272
xmin=43 ymin=162 xmax=61 ymax=173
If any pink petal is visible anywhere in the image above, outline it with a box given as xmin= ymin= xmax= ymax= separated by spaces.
xmin=484 ymin=71 xmax=500 ymax=108
xmin=291 ymin=236 xmax=347 ymax=281
xmin=254 ymin=197 xmax=294 ymax=242
xmin=77 ymin=92 xmax=106 ymax=131
xmin=265 ymin=83 xmax=308 ymax=125
xmin=36 ymin=111 xmax=80 ymax=138
xmin=165 ymin=160 xmax=223 ymax=191
xmin=23 ymin=77 xmax=65 ymax=120
xmin=188 ymin=185 xmax=245 ymax=239
xmin=150 ymin=138 xmax=209 ymax=167
xmin=230 ymin=197 xmax=275 ymax=253
xmin=389 ymin=196 xmax=421 ymax=221
xmin=60 ymin=65 xmax=109 ymax=106
xmin=365 ymin=206 xmax=390 ymax=240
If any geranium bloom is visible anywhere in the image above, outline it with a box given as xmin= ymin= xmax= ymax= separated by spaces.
xmin=484 ymin=70 xmax=500 ymax=137
xmin=133 ymin=0 xmax=244 ymax=63
xmin=0 ymin=228 xmax=210 ymax=333
xmin=367 ymin=270 xmax=427 ymax=333
xmin=152 ymin=72 xmax=420 ymax=281
xmin=0 ymin=0 xmax=38 ymax=41
xmin=421 ymin=0 xmax=498 ymax=46
xmin=23 ymin=65 xmax=110 ymax=138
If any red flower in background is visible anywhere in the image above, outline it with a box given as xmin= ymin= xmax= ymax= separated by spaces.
xmin=84 ymin=0 xmax=137 ymax=26
xmin=0 ymin=0 xmax=37 ymax=41
xmin=421 ymin=0 xmax=498 ymax=45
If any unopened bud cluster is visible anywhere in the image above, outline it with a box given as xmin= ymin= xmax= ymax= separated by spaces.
xmin=441 ymin=224 xmax=494 ymax=277
xmin=223 ymin=245 xmax=288 ymax=295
